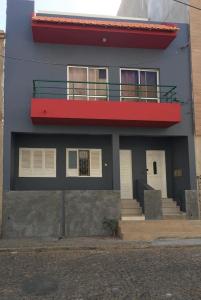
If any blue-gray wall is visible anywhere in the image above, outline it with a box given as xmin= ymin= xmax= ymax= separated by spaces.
xmin=12 ymin=134 xmax=113 ymax=190
xmin=4 ymin=0 xmax=196 ymax=191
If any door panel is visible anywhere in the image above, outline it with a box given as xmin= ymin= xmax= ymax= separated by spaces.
xmin=120 ymin=150 xmax=133 ymax=199
xmin=146 ymin=150 xmax=167 ymax=198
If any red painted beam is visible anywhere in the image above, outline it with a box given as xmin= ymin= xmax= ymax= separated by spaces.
xmin=31 ymin=99 xmax=181 ymax=128
xmin=32 ymin=23 xmax=177 ymax=49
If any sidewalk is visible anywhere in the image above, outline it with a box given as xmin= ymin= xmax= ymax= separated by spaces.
xmin=0 ymin=236 xmax=201 ymax=252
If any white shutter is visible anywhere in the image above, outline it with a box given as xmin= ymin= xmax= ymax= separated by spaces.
xmin=44 ymin=149 xmax=56 ymax=177
xmin=90 ymin=149 xmax=102 ymax=177
xmin=19 ymin=148 xmax=31 ymax=177
xmin=19 ymin=148 xmax=56 ymax=177
xmin=66 ymin=149 xmax=78 ymax=177
xmin=33 ymin=150 xmax=43 ymax=169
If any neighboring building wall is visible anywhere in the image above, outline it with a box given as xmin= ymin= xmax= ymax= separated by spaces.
xmin=117 ymin=0 xmax=148 ymax=19
xmin=189 ymin=0 xmax=201 ymax=182
xmin=0 ymin=31 xmax=5 ymax=234
xmin=148 ymin=0 xmax=189 ymax=23
xmin=117 ymin=0 xmax=189 ymax=23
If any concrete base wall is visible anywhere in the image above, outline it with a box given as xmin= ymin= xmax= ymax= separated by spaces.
xmin=3 ymin=191 xmax=63 ymax=238
xmin=65 ymin=191 xmax=120 ymax=237
xmin=185 ymin=190 xmax=200 ymax=220
xmin=144 ymin=190 xmax=162 ymax=220
xmin=3 ymin=190 xmax=120 ymax=238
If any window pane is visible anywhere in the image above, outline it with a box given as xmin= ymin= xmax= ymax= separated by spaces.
xmin=79 ymin=150 xmax=90 ymax=176
xmin=139 ymin=71 xmax=147 ymax=98
xmin=140 ymin=71 xmax=158 ymax=99
xmin=121 ymin=70 xmax=139 ymax=99
xmin=99 ymin=69 xmax=106 ymax=80
xmin=88 ymin=69 xmax=96 ymax=97
xmin=68 ymin=67 xmax=87 ymax=99
xmin=146 ymin=72 xmax=158 ymax=99
xmin=89 ymin=68 xmax=107 ymax=99
xmin=68 ymin=151 xmax=77 ymax=169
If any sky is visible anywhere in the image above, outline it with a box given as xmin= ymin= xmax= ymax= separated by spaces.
xmin=0 ymin=0 xmax=122 ymax=30
xmin=0 ymin=0 xmax=6 ymax=30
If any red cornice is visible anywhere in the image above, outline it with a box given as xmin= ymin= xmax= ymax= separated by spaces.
xmin=32 ymin=15 xmax=178 ymax=49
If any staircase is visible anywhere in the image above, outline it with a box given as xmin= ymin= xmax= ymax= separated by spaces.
xmin=121 ymin=199 xmax=145 ymax=221
xmin=162 ymin=198 xmax=186 ymax=220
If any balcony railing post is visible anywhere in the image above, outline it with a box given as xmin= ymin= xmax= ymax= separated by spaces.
xmin=73 ymin=82 xmax=75 ymax=100
xmin=33 ymin=80 xmax=36 ymax=98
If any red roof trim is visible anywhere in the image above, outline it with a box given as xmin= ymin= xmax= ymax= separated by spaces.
xmin=32 ymin=15 xmax=179 ymax=33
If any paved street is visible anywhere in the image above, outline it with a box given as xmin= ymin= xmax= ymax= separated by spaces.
xmin=0 ymin=245 xmax=201 ymax=300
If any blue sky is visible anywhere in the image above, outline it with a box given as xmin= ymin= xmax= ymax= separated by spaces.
xmin=0 ymin=0 xmax=121 ymax=30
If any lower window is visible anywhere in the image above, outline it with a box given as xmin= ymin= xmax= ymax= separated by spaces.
xmin=66 ymin=148 xmax=102 ymax=177
xmin=19 ymin=148 xmax=56 ymax=177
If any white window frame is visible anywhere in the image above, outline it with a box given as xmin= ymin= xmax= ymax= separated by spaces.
xmin=66 ymin=148 xmax=102 ymax=178
xmin=67 ymin=66 xmax=109 ymax=101
xmin=120 ymin=68 xmax=160 ymax=102
xmin=19 ymin=148 xmax=56 ymax=178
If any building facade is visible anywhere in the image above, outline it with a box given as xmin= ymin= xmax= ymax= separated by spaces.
xmin=0 ymin=31 xmax=5 ymax=235
xmin=3 ymin=0 xmax=197 ymax=238
xmin=189 ymin=0 xmax=201 ymax=199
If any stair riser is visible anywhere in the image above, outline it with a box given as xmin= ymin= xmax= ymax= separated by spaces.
xmin=162 ymin=207 xmax=180 ymax=214
xmin=121 ymin=203 xmax=140 ymax=209
xmin=162 ymin=203 xmax=178 ymax=208
xmin=121 ymin=209 xmax=142 ymax=216
xmin=163 ymin=215 xmax=186 ymax=220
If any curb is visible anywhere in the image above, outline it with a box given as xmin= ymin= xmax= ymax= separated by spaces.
xmin=1 ymin=238 xmax=201 ymax=253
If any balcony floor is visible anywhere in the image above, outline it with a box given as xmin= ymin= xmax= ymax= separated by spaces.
xmin=31 ymin=99 xmax=181 ymax=128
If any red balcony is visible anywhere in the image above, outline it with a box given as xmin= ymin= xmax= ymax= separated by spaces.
xmin=32 ymin=15 xmax=179 ymax=49
xmin=31 ymin=80 xmax=181 ymax=127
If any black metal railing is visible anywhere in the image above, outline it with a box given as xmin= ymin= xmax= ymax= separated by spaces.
xmin=33 ymin=80 xmax=180 ymax=103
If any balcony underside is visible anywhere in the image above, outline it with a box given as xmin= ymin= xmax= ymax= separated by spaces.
xmin=31 ymin=99 xmax=181 ymax=128
xmin=32 ymin=16 xmax=178 ymax=49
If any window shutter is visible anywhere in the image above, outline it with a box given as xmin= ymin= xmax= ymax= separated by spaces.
xmin=44 ymin=149 xmax=56 ymax=177
xmin=66 ymin=149 xmax=78 ymax=177
xmin=33 ymin=150 xmax=43 ymax=169
xmin=19 ymin=148 xmax=31 ymax=177
xmin=90 ymin=150 xmax=102 ymax=177
xmin=19 ymin=148 xmax=56 ymax=177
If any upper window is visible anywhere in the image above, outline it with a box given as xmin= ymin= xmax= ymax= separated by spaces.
xmin=67 ymin=66 xmax=108 ymax=101
xmin=66 ymin=148 xmax=102 ymax=177
xmin=120 ymin=69 xmax=159 ymax=102
xmin=19 ymin=148 xmax=56 ymax=177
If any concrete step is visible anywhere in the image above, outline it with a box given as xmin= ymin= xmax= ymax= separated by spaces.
xmin=119 ymin=220 xmax=201 ymax=241
xmin=121 ymin=207 xmax=142 ymax=216
xmin=121 ymin=200 xmax=141 ymax=209
xmin=162 ymin=198 xmax=174 ymax=201
xmin=121 ymin=216 xmax=145 ymax=221
xmin=162 ymin=202 xmax=178 ymax=208
xmin=163 ymin=213 xmax=186 ymax=220
xmin=162 ymin=207 xmax=181 ymax=214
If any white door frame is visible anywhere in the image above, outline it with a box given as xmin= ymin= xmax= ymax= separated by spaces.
xmin=146 ymin=150 xmax=167 ymax=198
xmin=120 ymin=150 xmax=133 ymax=199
